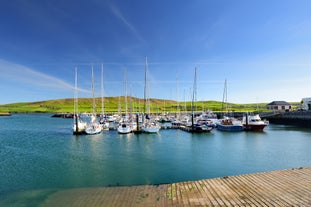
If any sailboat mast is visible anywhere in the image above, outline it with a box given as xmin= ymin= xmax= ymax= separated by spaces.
xmin=226 ymin=80 xmax=228 ymax=113
xmin=91 ymin=65 xmax=95 ymax=114
xmin=192 ymin=67 xmax=197 ymax=115
xmin=74 ymin=66 xmax=79 ymax=133
xmin=101 ymin=64 xmax=105 ymax=115
xmin=191 ymin=67 xmax=197 ymax=130
xmin=118 ymin=96 xmax=121 ymax=115
xmin=74 ymin=66 xmax=78 ymax=115
xmin=176 ymin=72 xmax=179 ymax=115
xmin=144 ymin=56 xmax=148 ymax=114
xmin=130 ymin=82 xmax=133 ymax=117
xmin=124 ymin=67 xmax=128 ymax=117
xmin=222 ymin=79 xmax=228 ymax=113
xmin=184 ymin=89 xmax=186 ymax=113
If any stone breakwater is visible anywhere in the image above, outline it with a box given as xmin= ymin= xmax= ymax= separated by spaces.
xmin=263 ymin=111 xmax=311 ymax=127
xmin=0 ymin=112 xmax=11 ymax=116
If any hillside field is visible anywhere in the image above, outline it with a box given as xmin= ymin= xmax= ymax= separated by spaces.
xmin=0 ymin=97 xmax=295 ymax=114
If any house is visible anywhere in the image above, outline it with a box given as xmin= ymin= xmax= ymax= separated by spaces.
xmin=267 ymin=101 xmax=292 ymax=111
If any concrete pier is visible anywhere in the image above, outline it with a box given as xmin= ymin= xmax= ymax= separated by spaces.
xmin=263 ymin=111 xmax=311 ymax=127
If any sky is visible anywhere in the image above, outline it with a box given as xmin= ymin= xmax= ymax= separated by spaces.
xmin=1 ymin=0 xmax=311 ymax=104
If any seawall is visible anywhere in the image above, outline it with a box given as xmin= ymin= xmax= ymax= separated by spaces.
xmin=263 ymin=111 xmax=311 ymax=127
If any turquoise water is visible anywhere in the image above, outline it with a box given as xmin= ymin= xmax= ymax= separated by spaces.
xmin=1 ymin=114 xmax=311 ymax=197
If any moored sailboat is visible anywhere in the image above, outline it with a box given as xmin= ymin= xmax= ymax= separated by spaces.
xmin=99 ymin=64 xmax=109 ymax=130
xmin=85 ymin=114 xmax=102 ymax=135
xmin=73 ymin=67 xmax=87 ymax=135
xmin=85 ymin=65 xmax=102 ymax=135
xmin=117 ymin=67 xmax=132 ymax=134
xmin=187 ymin=67 xmax=213 ymax=133
xmin=141 ymin=57 xmax=160 ymax=133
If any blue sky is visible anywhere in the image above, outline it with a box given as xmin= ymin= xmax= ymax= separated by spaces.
xmin=1 ymin=0 xmax=311 ymax=104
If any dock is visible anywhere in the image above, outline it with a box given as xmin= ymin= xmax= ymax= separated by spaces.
xmin=4 ymin=167 xmax=310 ymax=207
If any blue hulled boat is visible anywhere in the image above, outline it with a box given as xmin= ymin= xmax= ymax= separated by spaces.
xmin=216 ymin=117 xmax=244 ymax=132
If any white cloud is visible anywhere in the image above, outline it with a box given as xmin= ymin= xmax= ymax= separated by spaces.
xmin=0 ymin=59 xmax=89 ymax=93
xmin=109 ymin=3 xmax=144 ymax=42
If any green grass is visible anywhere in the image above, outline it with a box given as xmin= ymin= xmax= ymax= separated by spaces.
xmin=0 ymin=96 xmax=297 ymax=114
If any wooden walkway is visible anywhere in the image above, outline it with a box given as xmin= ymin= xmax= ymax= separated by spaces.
xmin=3 ymin=167 xmax=311 ymax=207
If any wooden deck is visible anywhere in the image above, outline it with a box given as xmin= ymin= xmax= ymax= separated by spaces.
xmin=3 ymin=167 xmax=311 ymax=207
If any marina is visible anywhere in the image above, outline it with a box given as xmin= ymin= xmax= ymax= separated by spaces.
xmin=2 ymin=0 xmax=311 ymax=206
xmin=1 ymin=113 xmax=311 ymax=206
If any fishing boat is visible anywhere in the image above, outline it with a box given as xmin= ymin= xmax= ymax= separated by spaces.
xmin=242 ymin=113 xmax=268 ymax=131
xmin=217 ymin=116 xmax=244 ymax=132
xmin=217 ymin=79 xmax=243 ymax=132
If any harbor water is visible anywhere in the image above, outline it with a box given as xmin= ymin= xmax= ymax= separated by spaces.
xmin=1 ymin=114 xmax=311 ymax=203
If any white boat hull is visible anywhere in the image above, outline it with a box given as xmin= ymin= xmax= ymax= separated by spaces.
xmin=117 ymin=123 xmax=132 ymax=134
xmin=85 ymin=123 xmax=102 ymax=135
xmin=142 ymin=127 xmax=160 ymax=133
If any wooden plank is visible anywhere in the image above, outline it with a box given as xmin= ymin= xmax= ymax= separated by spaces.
xmin=196 ymin=180 xmax=216 ymax=206
xmin=192 ymin=181 xmax=211 ymax=206
xmin=252 ymin=172 xmax=299 ymax=206
xmin=242 ymin=173 xmax=278 ymax=206
xmin=236 ymin=174 xmax=275 ymax=207
xmin=209 ymin=178 xmax=235 ymax=206
xmin=217 ymin=177 xmax=252 ymax=207
xmin=258 ymin=169 xmax=310 ymax=206
xmin=9 ymin=167 xmax=311 ymax=207
xmin=247 ymin=171 xmax=300 ymax=206
xmin=202 ymin=179 xmax=226 ymax=206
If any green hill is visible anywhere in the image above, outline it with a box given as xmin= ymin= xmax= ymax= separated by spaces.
xmin=0 ymin=97 xmax=272 ymax=113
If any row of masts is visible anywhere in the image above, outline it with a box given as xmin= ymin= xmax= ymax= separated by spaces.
xmin=74 ymin=68 xmax=209 ymax=117
xmin=73 ymin=58 xmax=204 ymax=135
xmin=73 ymin=57 xmax=161 ymax=135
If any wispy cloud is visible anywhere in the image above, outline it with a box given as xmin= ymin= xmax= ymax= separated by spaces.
xmin=109 ymin=3 xmax=144 ymax=42
xmin=0 ymin=59 xmax=89 ymax=93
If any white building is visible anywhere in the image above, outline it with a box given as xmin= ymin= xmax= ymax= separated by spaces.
xmin=267 ymin=101 xmax=292 ymax=111
xmin=301 ymin=97 xmax=311 ymax=111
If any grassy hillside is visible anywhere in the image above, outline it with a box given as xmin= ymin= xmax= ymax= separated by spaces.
xmin=0 ymin=96 xmax=274 ymax=114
